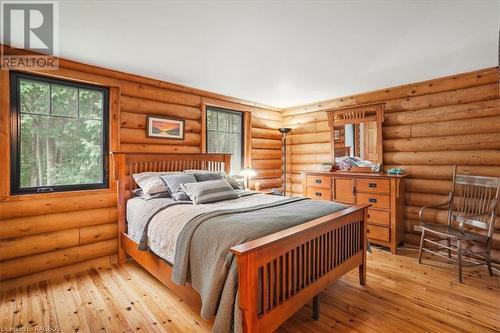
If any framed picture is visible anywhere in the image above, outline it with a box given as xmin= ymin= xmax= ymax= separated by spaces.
xmin=334 ymin=129 xmax=340 ymax=140
xmin=146 ymin=115 xmax=185 ymax=140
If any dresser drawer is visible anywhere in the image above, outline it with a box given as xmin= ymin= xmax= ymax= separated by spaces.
xmin=367 ymin=209 xmax=390 ymax=226
xmin=357 ymin=193 xmax=390 ymax=210
xmin=356 ymin=178 xmax=390 ymax=194
xmin=367 ymin=224 xmax=390 ymax=242
xmin=306 ymin=175 xmax=330 ymax=189
xmin=306 ymin=188 xmax=331 ymax=200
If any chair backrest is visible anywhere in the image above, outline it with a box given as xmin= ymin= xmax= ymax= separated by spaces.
xmin=449 ymin=165 xmax=500 ymax=236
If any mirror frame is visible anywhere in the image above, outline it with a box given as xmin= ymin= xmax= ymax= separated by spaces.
xmin=326 ymin=103 xmax=385 ymax=165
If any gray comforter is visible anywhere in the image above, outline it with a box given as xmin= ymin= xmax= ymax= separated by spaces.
xmin=169 ymin=197 xmax=346 ymax=332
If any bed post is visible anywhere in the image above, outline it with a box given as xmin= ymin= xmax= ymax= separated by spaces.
xmin=359 ymin=207 xmax=368 ymax=285
xmin=223 ymin=154 xmax=231 ymax=174
xmin=114 ymin=153 xmax=127 ymax=265
xmin=312 ymin=295 xmax=320 ymax=320
xmin=236 ymin=253 xmax=258 ymax=333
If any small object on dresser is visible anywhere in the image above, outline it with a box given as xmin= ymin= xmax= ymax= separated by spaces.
xmin=386 ymin=168 xmax=404 ymax=175
xmin=319 ymin=162 xmax=333 ymax=171
xmin=254 ymin=180 xmax=262 ymax=191
xmin=336 ymin=159 xmax=352 ymax=171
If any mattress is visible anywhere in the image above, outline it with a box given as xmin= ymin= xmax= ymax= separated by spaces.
xmin=126 ymin=191 xmax=287 ymax=263
xmin=126 ymin=196 xmax=177 ymax=245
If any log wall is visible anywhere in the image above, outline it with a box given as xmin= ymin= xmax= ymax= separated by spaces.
xmin=1 ymin=45 xmax=498 ymax=287
xmin=0 ymin=47 xmax=282 ymax=288
xmin=283 ymin=67 xmax=500 ymax=262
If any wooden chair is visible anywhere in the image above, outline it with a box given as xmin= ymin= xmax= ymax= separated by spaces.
xmin=417 ymin=166 xmax=500 ymax=282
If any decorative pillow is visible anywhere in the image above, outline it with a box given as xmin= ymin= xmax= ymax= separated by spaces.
xmin=227 ymin=176 xmax=245 ymax=190
xmin=160 ymin=173 xmax=197 ymax=201
xmin=132 ymin=188 xmax=143 ymax=197
xmin=183 ymin=169 xmax=243 ymax=190
xmin=132 ymin=187 xmax=171 ymax=200
xmin=133 ymin=172 xmax=179 ymax=195
xmin=141 ymin=192 xmax=171 ymax=201
xmin=181 ymin=179 xmax=239 ymax=204
xmin=193 ymin=172 xmax=224 ymax=182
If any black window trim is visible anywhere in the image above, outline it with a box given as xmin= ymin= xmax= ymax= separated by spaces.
xmin=10 ymin=71 xmax=110 ymax=195
xmin=205 ymin=106 xmax=244 ymax=171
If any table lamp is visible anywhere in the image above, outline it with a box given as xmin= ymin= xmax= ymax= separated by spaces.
xmin=239 ymin=167 xmax=257 ymax=189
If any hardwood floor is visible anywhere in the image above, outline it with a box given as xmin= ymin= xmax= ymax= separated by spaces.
xmin=1 ymin=248 xmax=498 ymax=333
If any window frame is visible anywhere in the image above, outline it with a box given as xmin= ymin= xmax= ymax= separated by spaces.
xmin=205 ymin=106 xmax=245 ymax=172
xmin=9 ymin=71 xmax=110 ymax=195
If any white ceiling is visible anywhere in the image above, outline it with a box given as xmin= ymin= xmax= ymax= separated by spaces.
xmin=27 ymin=1 xmax=500 ymax=107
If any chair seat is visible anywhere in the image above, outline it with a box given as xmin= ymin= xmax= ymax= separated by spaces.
xmin=421 ymin=223 xmax=488 ymax=242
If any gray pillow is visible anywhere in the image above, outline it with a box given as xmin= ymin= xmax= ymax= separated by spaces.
xmin=226 ymin=176 xmax=244 ymax=190
xmin=132 ymin=188 xmax=171 ymax=200
xmin=181 ymin=179 xmax=239 ymax=204
xmin=133 ymin=172 xmax=179 ymax=195
xmin=141 ymin=192 xmax=171 ymax=201
xmin=132 ymin=188 xmax=144 ymax=197
xmin=160 ymin=173 xmax=197 ymax=201
xmin=183 ymin=169 xmax=243 ymax=190
xmin=193 ymin=172 xmax=224 ymax=182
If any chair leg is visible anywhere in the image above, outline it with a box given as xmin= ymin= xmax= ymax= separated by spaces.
xmin=486 ymin=252 xmax=493 ymax=276
xmin=447 ymin=238 xmax=452 ymax=258
xmin=418 ymin=229 xmax=426 ymax=264
xmin=457 ymin=240 xmax=463 ymax=283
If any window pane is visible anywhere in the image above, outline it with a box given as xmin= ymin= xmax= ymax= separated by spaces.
xmin=207 ymin=110 xmax=217 ymax=130
xmin=51 ymin=84 xmax=78 ymax=117
xmin=217 ymin=111 xmax=229 ymax=132
xmin=206 ymin=108 xmax=243 ymax=174
xmin=79 ymin=90 xmax=103 ymax=119
xmin=20 ymin=79 xmax=50 ymax=114
xmin=15 ymin=75 xmax=107 ymax=193
xmin=19 ymin=114 xmax=103 ymax=187
xmin=230 ymin=114 xmax=241 ymax=133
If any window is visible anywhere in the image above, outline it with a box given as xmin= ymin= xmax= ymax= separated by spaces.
xmin=206 ymin=107 xmax=243 ymax=174
xmin=10 ymin=72 xmax=109 ymax=194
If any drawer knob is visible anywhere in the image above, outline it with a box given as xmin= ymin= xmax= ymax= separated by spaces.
xmin=315 ymin=179 xmax=322 ymax=184
xmin=315 ymin=192 xmax=322 ymax=197
xmin=368 ymin=183 xmax=377 ymax=188
xmin=368 ymin=198 xmax=377 ymax=203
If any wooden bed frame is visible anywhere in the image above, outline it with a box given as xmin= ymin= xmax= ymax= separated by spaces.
xmin=113 ymin=152 xmax=369 ymax=333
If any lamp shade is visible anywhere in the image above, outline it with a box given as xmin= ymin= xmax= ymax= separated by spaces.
xmin=239 ymin=167 xmax=257 ymax=178
xmin=278 ymin=127 xmax=292 ymax=134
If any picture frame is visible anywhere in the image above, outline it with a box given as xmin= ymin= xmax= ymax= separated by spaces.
xmin=146 ymin=115 xmax=185 ymax=140
xmin=334 ymin=129 xmax=340 ymax=140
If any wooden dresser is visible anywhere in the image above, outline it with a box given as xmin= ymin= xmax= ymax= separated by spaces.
xmin=302 ymin=171 xmax=406 ymax=254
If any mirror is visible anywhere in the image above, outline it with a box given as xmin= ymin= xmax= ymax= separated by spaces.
xmin=326 ymin=103 xmax=384 ymax=171
xmin=334 ymin=122 xmax=380 ymax=163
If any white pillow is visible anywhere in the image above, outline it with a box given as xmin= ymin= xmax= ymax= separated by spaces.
xmin=132 ymin=172 xmax=179 ymax=195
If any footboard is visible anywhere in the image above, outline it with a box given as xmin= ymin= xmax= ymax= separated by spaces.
xmin=231 ymin=204 xmax=368 ymax=333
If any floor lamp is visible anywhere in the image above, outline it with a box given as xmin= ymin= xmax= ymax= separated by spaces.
xmin=279 ymin=127 xmax=292 ymax=196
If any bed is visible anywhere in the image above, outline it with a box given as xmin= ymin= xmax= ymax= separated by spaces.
xmin=113 ymin=152 xmax=369 ymax=333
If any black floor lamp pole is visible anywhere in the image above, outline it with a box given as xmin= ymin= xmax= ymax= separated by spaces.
xmin=279 ymin=128 xmax=292 ymax=196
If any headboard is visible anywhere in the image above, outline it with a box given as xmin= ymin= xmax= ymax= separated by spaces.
xmin=112 ymin=153 xmax=231 ymax=254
